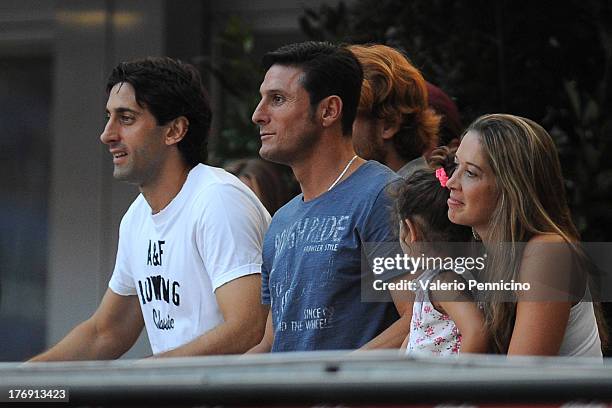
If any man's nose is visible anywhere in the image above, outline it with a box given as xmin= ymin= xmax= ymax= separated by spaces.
xmin=100 ymin=118 xmax=119 ymax=145
xmin=252 ymin=100 xmax=268 ymax=126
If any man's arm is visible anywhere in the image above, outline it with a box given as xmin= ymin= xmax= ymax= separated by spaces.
xmin=246 ymin=308 xmax=274 ymax=353
xmin=360 ymin=284 xmax=413 ymax=349
xmin=29 ymin=288 xmax=144 ymax=361
xmin=154 ymin=274 xmax=267 ymax=357
xmin=359 ymin=178 xmax=412 ymax=350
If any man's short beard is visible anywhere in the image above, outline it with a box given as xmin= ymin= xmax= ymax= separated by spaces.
xmin=260 ymin=106 xmax=321 ymax=166
xmin=260 ymin=128 xmax=321 ymax=166
xmin=112 ymin=149 xmax=164 ymax=188
xmin=113 ymin=165 xmax=144 ymax=185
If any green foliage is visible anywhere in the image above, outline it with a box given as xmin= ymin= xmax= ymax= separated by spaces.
xmin=301 ymin=0 xmax=612 ymax=240
xmin=198 ymin=16 xmax=263 ymax=161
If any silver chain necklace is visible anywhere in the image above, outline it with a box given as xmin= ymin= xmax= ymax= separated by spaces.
xmin=327 ymin=155 xmax=358 ymax=191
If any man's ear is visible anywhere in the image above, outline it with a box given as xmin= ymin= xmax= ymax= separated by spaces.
xmin=381 ymin=115 xmax=401 ymax=140
xmin=319 ymin=95 xmax=343 ymax=129
xmin=165 ymin=116 xmax=189 ymax=146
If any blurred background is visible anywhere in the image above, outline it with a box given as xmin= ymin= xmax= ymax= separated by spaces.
xmin=0 ymin=0 xmax=610 ymax=360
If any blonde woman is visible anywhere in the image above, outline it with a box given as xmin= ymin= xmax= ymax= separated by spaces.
xmin=446 ymin=113 xmax=605 ymax=356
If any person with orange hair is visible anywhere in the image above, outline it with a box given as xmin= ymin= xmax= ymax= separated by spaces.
xmin=347 ymin=44 xmax=441 ymax=178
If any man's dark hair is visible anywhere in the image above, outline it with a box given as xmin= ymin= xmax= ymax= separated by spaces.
xmin=106 ymin=57 xmax=212 ymax=166
xmin=262 ymin=41 xmax=363 ymax=136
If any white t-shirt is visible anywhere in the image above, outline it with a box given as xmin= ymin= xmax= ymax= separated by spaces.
xmin=109 ymin=164 xmax=271 ymax=354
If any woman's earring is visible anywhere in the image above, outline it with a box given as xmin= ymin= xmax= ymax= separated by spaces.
xmin=472 ymin=227 xmax=481 ymax=241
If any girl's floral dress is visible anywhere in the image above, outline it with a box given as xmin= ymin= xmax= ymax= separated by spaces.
xmin=405 ymin=269 xmax=466 ymax=356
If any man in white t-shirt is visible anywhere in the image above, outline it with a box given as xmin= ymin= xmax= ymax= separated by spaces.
xmin=30 ymin=57 xmax=270 ymax=360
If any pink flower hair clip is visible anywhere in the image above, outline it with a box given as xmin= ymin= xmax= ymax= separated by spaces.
xmin=435 ymin=167 xmax=449 ymax=188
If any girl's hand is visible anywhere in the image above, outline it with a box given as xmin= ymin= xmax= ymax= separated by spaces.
xmin=432 ymin=272 xmax=489 ymax=354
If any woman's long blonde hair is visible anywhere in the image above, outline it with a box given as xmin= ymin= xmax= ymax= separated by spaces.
xmin=466 ymin=114 xmax=605 ymax=353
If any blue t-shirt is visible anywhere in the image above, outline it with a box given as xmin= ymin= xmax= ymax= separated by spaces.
xmin=261 ymin=161 xmax=401 ymax=351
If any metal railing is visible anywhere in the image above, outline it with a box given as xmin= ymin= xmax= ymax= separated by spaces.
xmin=1 ymin=351 xmax=611 ymax=406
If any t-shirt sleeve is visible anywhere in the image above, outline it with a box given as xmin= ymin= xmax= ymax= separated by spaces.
xmin=108 ymin=214 xmax=137 ymax=296
xmin=261 ymin=257 xmax=271 ymax=305
xmin=362 ymin=179 xmax=401 ymax=243
xmin=196 ymin=183 xmax=271 ymax=291
xmin=362 ymin=179 xmax=404 ymax=282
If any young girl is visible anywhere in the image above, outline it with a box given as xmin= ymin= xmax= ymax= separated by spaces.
xmin=446 ymin=113 xmax=605 ymax=355
xmin=395 ymin=147 xmax=490 ymax=356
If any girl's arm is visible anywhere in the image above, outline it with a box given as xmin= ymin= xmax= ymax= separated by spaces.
xmin=400 ymin=332 xmax=410 ymax=350
xmin=435 ymin=284 xmax=489 ymax=354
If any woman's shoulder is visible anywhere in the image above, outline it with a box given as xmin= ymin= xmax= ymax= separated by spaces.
xmin=519 ymin=233 xmax=580 ymax=301
xmin=527 ymin=233 xmax=567 ymax=244
xmin=523 ymin=233 xmax=570 ymax=258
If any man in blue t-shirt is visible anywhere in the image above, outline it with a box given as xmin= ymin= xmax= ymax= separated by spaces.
xmin=248 ymin=42 xmax=408 ymax=352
